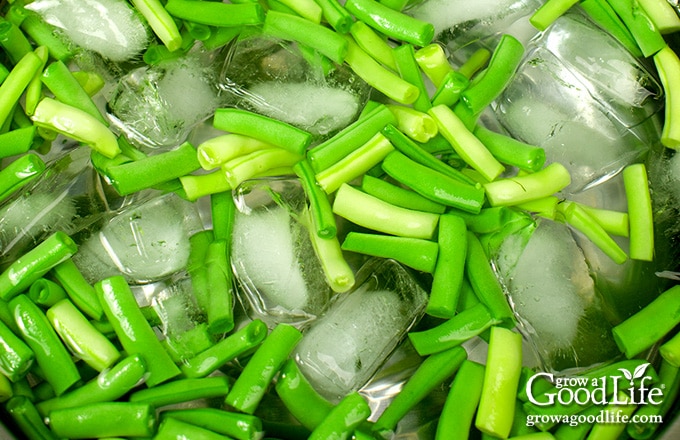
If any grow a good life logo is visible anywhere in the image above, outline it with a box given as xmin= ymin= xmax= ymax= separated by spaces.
xmin=526 ymin=363 xmax=663 ymax=407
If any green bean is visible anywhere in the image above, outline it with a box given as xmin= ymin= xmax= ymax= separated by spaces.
xmin=427 ymin=214 xmax=467 ymax=318
xmin=350 ymin=21 xmax=398 ymax=70
xmin=638 ymin=0 xmax=680 ymax=34
xmin=31 ymin=98 xmax=121 ymax=158
xmin=18 ymin=11 xmax=72 ymax=62
xmin=210 ymin=192 xmax=234 ymax=243
xmin=431 ymin=70 xmax=469 ymax=107
xmin=484 ymin=162 xmax=571 ymax=206
xmin=373 ymin=346 xmax=467 ymax=435
xmin=654 ymin=45 xmax=680 ymax=149
xmin=36 ymin=354 xmax=147 ymax=416
xmin=475 ymin=326 xmax=523 ymax=438
xmin=308 ymin=103 xmax=397 ymax=172
xmin=187 ymin=230 xmax=214 ymax=313
xmin=295 ymin=160 xmax=337 ymax=238
xmin=275 ymin=359 xmax=334 ymax=430
xmin=580 ymin=0 xmax=642 ymax=57
xmin=604 ymin=0 xmax=666 ymax=57
xmin=458 ymin=47 xmax=491 ymax=79
xmin=10 ymin=295 xmax=80 ymax=396
xmin=361 ymin=174 xmax=445 ymax=214
xmin=382 ymin=150 xmax=485 ymax=213
xmin=0 ymin=375 xmax=11 ymax=403
xmin=0 ymin=319 xmax=34 ymax=382
xmin=198 ymin=133 xmax=278 ymax=170
xmin=48 ymin=402 xmax=156 ymax=439
xmin=130 ymin=376 xmax=230 ymax=408
xmin=414 ymin=43 xmax=454 ymax=87
xmin=95 ymin=276 xmax=181 ymax=387
xmin=332 ymin=183 xmax=440 ymax=239
xmin=0 ymin=19 xmax=33 ymax=64
xmin=181 ymin=319 xmax=268 ymax=378
xmin=341 ymin=231 xmax=439 ymax=272
xmin=204 ymin=239 xmax=235 ymax=334
xmin=51 ymin=258 xmax=103 ymax=321
xmin=105 ymin=141 xmax=201 ymax=195
xmin=41 ymin=60 xmax=107 ymax=124
xmin=343 ymin=34 xmax=420 ymax=104
xmin=0 ymin=153 xmax=45 ymax=203
xmin=131 ymin=0 xmax=183 ymax=51
xmin=474 ymin=125 xmax=546 ymax=172
xmin=0 ymin=231 xmax=77 ymax=302
xmin=613 ymin=285 xmax=680 ymax=358
xmin=345 ymin=0 xmax=434 ymax=46
xmin=660 ymin=329 xmax=680 ymax=367
xmin=316 ymin=132 xmax=395 ymax=194
xmin=202 ymin=25 xmax=243 ymax=50
xmin=623 ymin=163 xmax=654 ymax=261
xmin=392 ymin=43 xmax=432 ymax=112
xmin=222 ymin=148 xmax=302 ymax=188
xmin=571 ymin=203 xmax=628 ymax=237
xmin=225 ymin=323 xmax=302 ymax=414
xmin=436 ymin=360 xmax=485 ymax=440
xmin=309 ymin=392 xmax=371 ymax=440
xmin=315 ymin=0 xmax=353 ymax=33
xmin=530 ymin=0 xmax=581 ymax=31
xmin=6 ymin=396 xmax=58 ymax=440
xmin=264 ymin=10 xmax=347 ymax=64
xmin=386 ymin=105 xmax=437 ymax=143
xmin=0 ymin=123 xmax=35 ymax=158
xmin=587 ymin=392 xmax=638 ymax=440
xmin=0 ymin=49 xmax=42 ymax=129
xmin=381 ymin=123 xmax=475 ymax=185
xmin=306 ymin=211 xmax=356 ymax=293
xmin=180 ymin=171 xmax=232 ymax=201
xmin=155 ymin=416 xmax=230 ymax=440
xmin=163 ymin=408 xmax=263 ymax=440
xmin=429 ymin=104 xmax=505 ymax=181
xmin=466 ymin=231 xmax=515 ymax=327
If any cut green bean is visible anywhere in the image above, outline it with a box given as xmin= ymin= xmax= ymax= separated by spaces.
xmin=350 ymin=21 xmax=397 ymax=70
xmin=10 ymin=295 xmax=80 ymax=396
xmin=315 ymin=0 xmax=354 ymax=33
xmin=484 ymin=162 xmax=571 ymax=206
xmin=0 ymin=19 xmax=33 ymax=65
xmin=392 ymin=43 xmax=432 ymax=112
xmin=198 ymin=133 xmax=278 ymax=170
xmin=0 ymin=153 xmax=45 ymax=203
xmin=163 ymin=408 xmax=263 ymax=440
xmin=409 ymin=303 xmax=496 ymax=355
xmin=580 ymin=0 xmax=642 ymax=57
xmin=181 ymin=319 xmax=268 ymax=378
xmin=316 ymin=132 xmax=394 ymax=194
xmin=204 ymin=239 xmax=235 ymax=334
xmin=637 ymin=0 xmax=680 ymax=34
xmin=214 ymin=108 xmax=312 ymax=156
xmin=306 ymin=210 xmax=356 ymax=293
xmin=47 ymin=299 xmax=120 ymax=372
xmin=530 ymin=0 xmax=580 ymax=31
xmin=41 ymin=60 xmax=107 ymax=124
xmin=309 ymin=392 xmax=371 ymax=440
xmin=131 ymin=0 xmax=183 ymax=51
xmin=6 ymin=396 xmax=58 ymax=440
xmin=211 ymin=191 xmax=235 ymax=242
xmin=653 ymin=45 xmax=680 ymax=149
xmin=414 ymin=43 xmax=454 ymax=87
xmin=450 ymin=206 xmax=509 ymax=234
xmin=0 ymin=125 xmax=37 ymax=158
xmin=0 ymin=231 xmax=77 ymax=302
xmin=466 ymin=231 xmax=515 ymax=327
xmin=0 ymin=319 xmax=34 ymax=382
xmin=431 ymin=70 xmax=469 ymax=107
xmin=18 ymin=12 xmax=72 ymax=62
xmin=156 ymin=416 xmax=230 ymax=440
xmin=558 ymin=201 xmax=628 ymax=264
xmin=373 ymin=346 xmax=467 ymax=435
xmin=343 ymin=34 xmax=420 ymax=104
xmin=105 ymin=141 xmax=201 ymax=195
xmin=345 ymin=0 xmax=434 ymax=46
xmin=264 ymin=10 xmax=347 ymax=64
xmin=295 ymin=160 xmax=337 ymax=238
xmin=627 ymin=360 xmax=680 ymax=439
xmin=0 ymin=49 xmax=42 ymax=129
xmin=36 ymin=354 xmax=147 ymax=416
xmin=31 ymin=98 xmax=121 ymax=158
xmin=660 ymin=330 xmax=680 ymax=367
xmin=429 ymin=104 xmax=505 ymax=181
xmin=95 ymin=276 xmax=181 ymax=387
xmin=474 ymin=125 xmax=546 ymax=172
xmin=332 ymin=183 xmax=440 ymax=239
xmin=382 ymin=150 xmax=486 ymax=213
xmin=180 ymin=171 xmax=232 ymax=201
xmin=23 ymin=45 xmax=48 ymax=117
xmin=458 ymin=47 xmax=492 ymax=79
xmin=71 ymin=71 xmax=105 ymax=97
xmin=341 ymin=231 xmax=438 ymax=272
xmin=130 ymin=376 xmax=230 ymax=408
xmin=275 ymin=359 xmax=334 ymax=430
xmin=51 ymin=258 xmax=103 ymax=321
xmin=604 ymin=0 xmax=666 ymax=57
xmin=475 ymin=326 xmax=523 ymax=439
xmin=623 ymin=163 xmax=654 ymax=261
xmin=184 ymin=20 xmax=212 ymax=41
xmin=222 ymin=148 xmax=302 ymax=188
xmin=613 ymin=285 xmax=680 ymax=358
xmin=361 ymin=174 xmax=446 ymax=214
xmin=225 ymin=323 xmax=302 ymax=414
xmin=436 ymin=360 xmax=486 ymax=440
xmin=308 ymin=103 xmax=397 ymax=172
xmin=49 ymin=402 xmax=156 ymax=439
xmin=386 ymin=104 xmax=437 ymax=143
xmin=427 ymin=214 xmax=467 ymax=318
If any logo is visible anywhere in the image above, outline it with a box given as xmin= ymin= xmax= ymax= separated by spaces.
xmin=526 ymin=363 xmax=664 ymax=407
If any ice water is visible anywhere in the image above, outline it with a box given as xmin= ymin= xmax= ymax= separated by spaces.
xmin=293 ymin=258 xmax=428 ymax=401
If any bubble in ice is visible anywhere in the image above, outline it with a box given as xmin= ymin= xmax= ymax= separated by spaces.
xmin=25 ymin=0 xmax=149 ymax=62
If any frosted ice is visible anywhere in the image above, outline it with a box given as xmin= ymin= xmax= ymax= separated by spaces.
xmin=242 ymin=82 xmax=361 ymax=137
xmin=73 ymin=193 xmax=204 ymax=284
xmin=26 ymin=0 xmax=149 ymax=62
xmin=293 ymin=259 xmax=427 ymax=401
